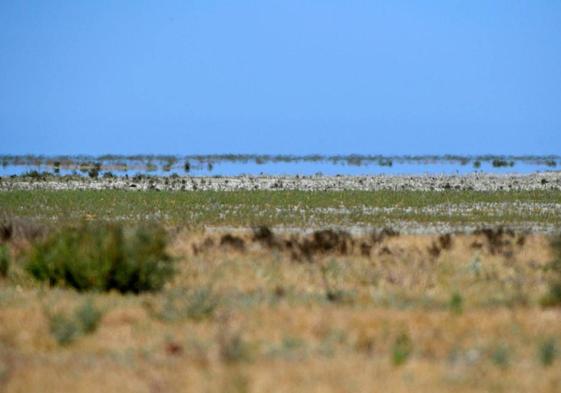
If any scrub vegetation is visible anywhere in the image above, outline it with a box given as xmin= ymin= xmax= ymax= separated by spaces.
xmin=24 ymin=223 xmax=173 ymax=293
xmin=0 ymin=187 xmax=560 ymax=392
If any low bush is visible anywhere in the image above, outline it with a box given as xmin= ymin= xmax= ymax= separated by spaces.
xmin=490 ymin=344 xmax=510 ymax=369
xmin=25 ymin=224 xmax=174 ymax=293
xmin=0 ymin=245 xmax=9 ymax=278
xmin=48 ymin=312 xmax=80 ymax=346
xmin=219 ymin=332 xmax=253 ymax=364
xmin=491 ymin=159 xmax=514 ymax=168
xmin=75 ymin=299 xmax=103 ymax=333
xmin=449 ymin=291 xmax=463 ymax=315
xmin=156 ymin=287 xmax=219 ymax=322
xmin=541 ymin=236 xmax=561 ymax=307
xmin=538 ymin=338 xmax=557 ymax=367
xmin=392 ymin=332 xmax=413 ymax=366
xmin=22 ymin=170 xmax=49 ymax=180
xmin=47 ymin=299 xmax=104 ymax=345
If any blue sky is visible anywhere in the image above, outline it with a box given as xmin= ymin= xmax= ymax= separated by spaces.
xmin=1 ymin=1 xmax=560 ymax=155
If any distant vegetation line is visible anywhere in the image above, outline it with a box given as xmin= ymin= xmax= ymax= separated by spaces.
xmin=1 ymin=153 xmax=559 ymax=170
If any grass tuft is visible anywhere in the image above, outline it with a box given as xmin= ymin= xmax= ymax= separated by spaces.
xmin=449 ymin=291 xmax=464 ymax=315
xmin=538 ymin=338 xmax=557 ymax=367
xmin=490 ymin=344 xmax=510 ymax=369
xmin=541 ymin=235 xmax=561 ymax=307
xmin=156 ymin=287 xmax=219 ymax=322
xmin=391 ymin=332 xmax=413 ymax=366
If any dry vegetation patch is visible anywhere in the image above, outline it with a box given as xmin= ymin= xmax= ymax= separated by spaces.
xmin=0 ymin=225 xmax=560 ymax=392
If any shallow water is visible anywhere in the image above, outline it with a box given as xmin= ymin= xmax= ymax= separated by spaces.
xmin=0 ymin=160 xmax=559 ymax=177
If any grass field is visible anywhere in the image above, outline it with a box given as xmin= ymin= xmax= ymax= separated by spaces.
xmin=0 ymin=189 xmax=560 ymax=392
xmin=2 ymin=189 xmax=561 ymax=228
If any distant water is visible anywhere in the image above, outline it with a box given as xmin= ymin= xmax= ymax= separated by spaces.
xmin=1 ymin=158 xmax=559 ymax=177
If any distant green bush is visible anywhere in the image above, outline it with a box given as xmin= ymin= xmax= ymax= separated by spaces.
xmin=541 ymin=236 xmax=561 ymax=307
xmin=47 ymin=299 xmax=104 ymax=345
xmin=392 ymin=332 xmax=413 ymax=366
xmin=156 ymin=287 xmax=219 ymax=322
xmin=75 ymin=298 xmax=103 ymax=333
xmin=0 ymin=244 xmax=9 ymax=278
xmin=25 ymin=224 xmax=174 ymax=293
xmin=492 ymin=159 xmax=514 ymax=168
xmin=449 ymin=291 xmax=463 ymax=315
xmin=23 ymin=170 xmax=49 ymax=180
xmin=88 ymin=163 xmax=101 ymax=178
xmin=220 ymin=332 xmax=253 ymax=364
xmin=538 ymin=338 xmax=557 ymax=367
xmin=48 ymin=312 xmax=80 ymax=346
xmin=490 ymin=343 xmax=510 ymax=369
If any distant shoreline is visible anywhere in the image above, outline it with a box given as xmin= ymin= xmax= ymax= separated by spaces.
xmin=2 ymin=172 xmax=560 ymax=192
xmin=1 ymin=154 xmax=560 ymax=177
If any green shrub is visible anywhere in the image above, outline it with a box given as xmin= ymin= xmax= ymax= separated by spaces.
xmin=25 ymin=224 xmax=174 ymax=293
xmin=541 ymin=236 xmax=561 ymax=307
xmin=0 ymin=245 xmax=9 ymax=278
xmin=538 ymin=338 xmax=557 ymax=367
xmin=157 ymin=287 xmax=219 ymax=322
xmin=75 ymin=299 xmax=103 ymax=333
xmin=392 ymin=332 xmax=413 ymax=366
xmin=449 ymin=291 xmax=463 ymax=315
xmin=491 ymin=344 xmax=510 ymax=369
xmin=492 ymin=159 xmax=514 ymax=168
xmin=219 ymin=332 xmax=253 ymax=364
xmin=88 ymin=168 xmax=99 ymax=178
xmin=47 ymin=299 xmax=103 ymax=345
xmin=49 ymin=312 xmax=80 ymax=346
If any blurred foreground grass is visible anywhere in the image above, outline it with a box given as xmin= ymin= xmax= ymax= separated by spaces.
xmin=1 ymin=189 xmax=561 ymax=392
xmin=1 ymin=229 xmax=561 ymax=392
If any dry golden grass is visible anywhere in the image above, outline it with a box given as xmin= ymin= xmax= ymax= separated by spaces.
xmin=1 ymin=231 xmax=560 ymax=392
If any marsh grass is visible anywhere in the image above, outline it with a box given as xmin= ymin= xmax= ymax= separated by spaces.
xmin=2 ymin=189 xmax=561 ymax=228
